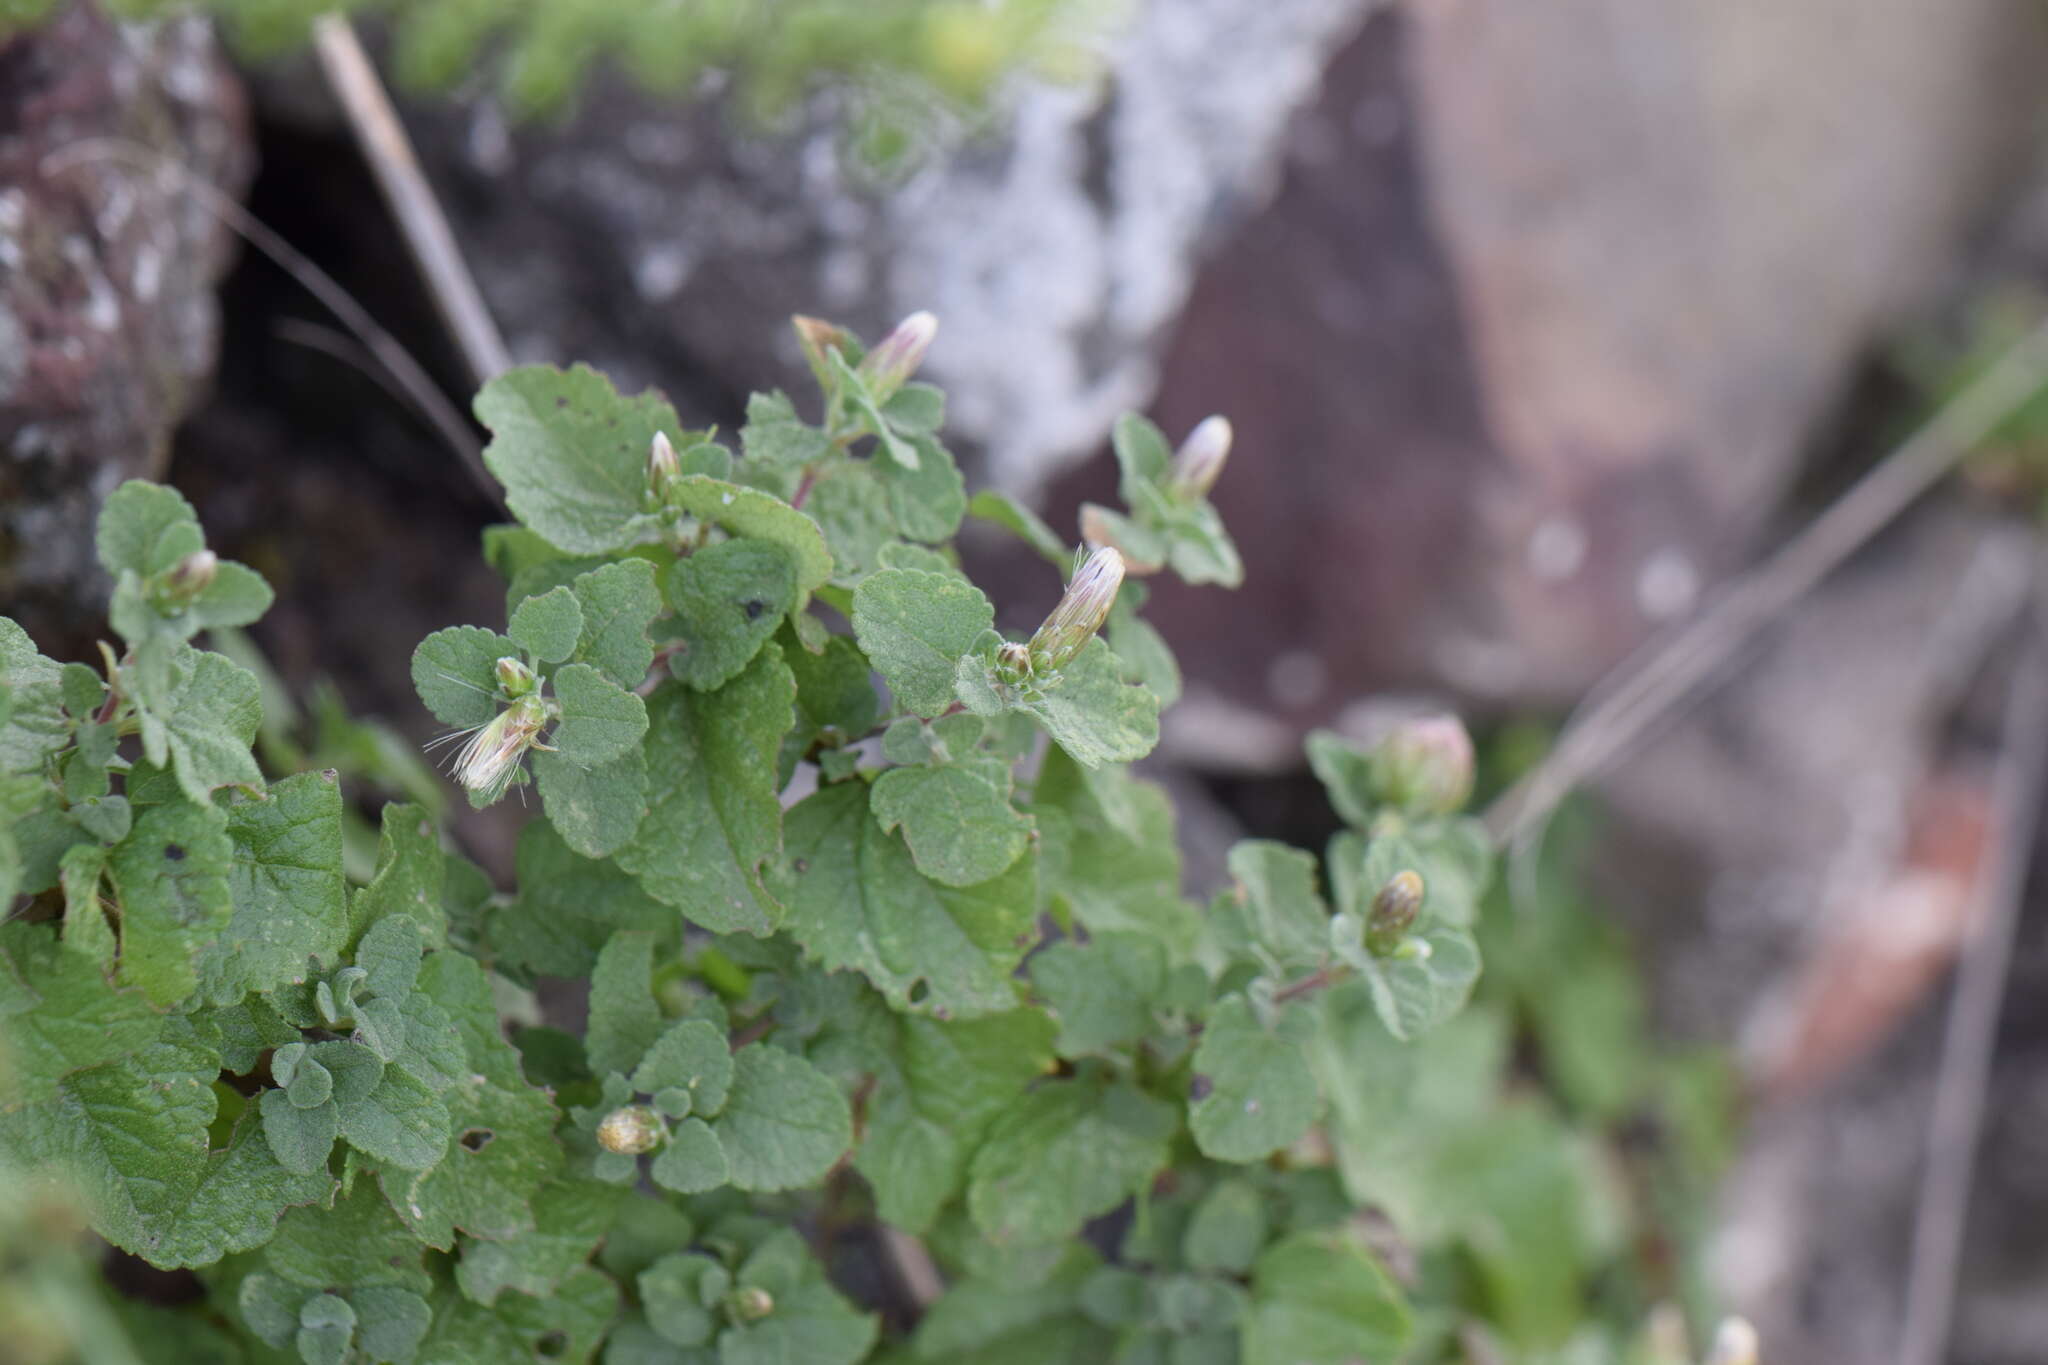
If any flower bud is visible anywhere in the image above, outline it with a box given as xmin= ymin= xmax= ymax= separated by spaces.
xmin=157 ymin=549 xmax=217 ymax=605
xmin=1167 ymin=416 xmax=1233 ymax=500
xmin=647 ymin=430 xmax=682 ymax=503
xmin=595 ymin=1104 xmax=663 ymax=1156
xmin=494 ymin=656 xmax=536 ymax=699
xmin=1704 ymin=1318 xmax=1758 ymax=1365
xmin=450 ymin=692 xmax=549 ymax=801
xmin=1028 ymin=546 xmax=1125 ymax=672
xmin=857 ymin=310 xmax=937 ymax=401
xmin=729 ymin=1287 xmax=775 ymax=1322
xmin=1371 ymin=715 xmax=1475 ymax=816
xmin=1365 ymin=870 xmax=1424 ymax=956
xmin=995 ymin=640 xmax=1033 ymax=680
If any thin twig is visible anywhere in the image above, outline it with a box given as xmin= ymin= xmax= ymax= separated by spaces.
xmin=1486 ymin=314 xmax=2048 ymax=850
xmin=40 ymin=138 xmax=501 ymax=509
xmin=1897 ymin=560 xmax=2048 ymax=1365
xmin=313 ymin=15 xmax=512 ymax=389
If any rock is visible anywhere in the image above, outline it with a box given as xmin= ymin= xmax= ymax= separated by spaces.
xmin=396 ymin=0 xmax=1380 ymax=486
xmin=0 ymin=3 xmax=252 ymax=651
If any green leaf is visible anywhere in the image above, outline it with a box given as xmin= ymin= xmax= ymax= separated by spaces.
xmin=1226 ymin=840 xmax=1329 ymax=972
xmin=662 ymin=539 xmax=798 ymax=690
xmin=856 ymin=1009 xmax=1056 ymax=1234
xmin=1111 ymin=414 xmax=1173 ymax=500
xmin=134 ymin=648 xmax=264 ymax=805
xmin=108 ymin=796 xmax=234 ymax=1006
xmin=648 ymin=1116 xmax=728 ymax=1194
xmin=1349 ymin=919 xmax=1483 ymax=1043
xmin=1182 ymin=1178 xmax=1268 ymax=1276
xmin=58 ymin=842 xmax=115 ymax=970
xmin=967 ymin=1073 xmax=1177 ymax=1245
xmin=1242 ymin=1231 xmax=1411 ymax=1365
xmin=476 ymin=364 xmax=681 ymax=553
xmin=783 ymin=782 xmax=1036 ymax=1017
xmin=454 ymin=1176 xmax=624 ymax=1305
xmin=631 ymin=1019 xmax=733 ymax=1116
xmin=741 ymin=390 xmax=832 ymax=468
xmin=1032 ymin=751 xmax=1197 ymax=945
xmin=268 ymin=1189 xmax=429 ymax=1302
xmin=879 ymin=433 xmax=967 ymax=543
xmin=415 ymin=1265 xmax=619 ymax=1365
xmin=1105 ymin=584 xmax=1180 ymax=708
xmin=586 ymin=933 xmax=665 ymax=1077
xmin=720 ymin=1277 xmax=879 ymax=1365
xmin=0 ymin=1037 xmax=219 ymax=1261
xmin=881 ymin=381 xmax=945 ymax=434
xmin=664 ymin=474 xmax=834 ymax=608
xmin=0 ymin=620 xmax=68 ymax=775
xmin=357 ymin=914 xmax=426 ymax=1001
xmin=349 ymin=802 xmax=446 ymax=947
xmin=296 ymin=1292 xmax=355 ymax=1365
xmin=259 ymin=1088 xmax=338 ymax=1175
xmin=1029 ymin=934 xmax=1165 ymax=1057
xmin=532 ymin=747 xmax=649 ymax=860
xmin=1162 ymin=501 xmax=1243 ymax=588
xmin=710 ymin=1044 xmax=851 ymax=1193
xmin=382 ymin=1061 xmax=560 ymax=1248
xmin=193 ymin=772 xmax=349 ymax=1005
xmin=783 ymin=628 xmax=880 ymax=751
xmin=154 ymin=1105 xmax=333 ymax=1270
xmin=851 ymin=568 xmax=993 ymax=717
xmin=96 ymin=481 xmax=200 ymax=576
xmin=188 ymin=560 xmax=276 ymax=630
xmin=0 ymin=922 xmax=165 ymax=1108
xmin=615 ymin=650 xmax=794 ymax=936
xmin=569 ymin=558 xmax=662 ymax=689
xmin=1008 ymin=639 xmax=1159 ymax=769
xmin=807 ymin=465 xmax=894 ymax=586
xmin=412 ymin=627 xmax=520 ymax=730
xmin=1305 ymin=729 xmax=1383 ymax=831
xmin=1188 ymin=996 xmax=1317 ymax=1162
xmin=508 ymin=586 xmax=584 ymax=663
xmin=493 ymin=822 xmax=672 ymax=979
xmin=354 ymin=1287 xmax=432 ymax=1365
xmin=869 ymin=754 xmax=1032 ymax=887
xmin=967 ymin=489 xmax=1070 ymax=567
xmin=547 ymin=661 xmax=647 ymax=764
xmin=338 ymin=1066 xmax=450 ymax=1172
xmin=637 ymin=1251 xmax=723 ymax=1346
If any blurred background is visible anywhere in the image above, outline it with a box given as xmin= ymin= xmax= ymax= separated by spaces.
xmin=9 ymin=1 xmax=2048 ymax=1361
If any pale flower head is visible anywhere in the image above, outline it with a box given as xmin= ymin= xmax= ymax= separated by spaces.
xmin=858 ymin=310 xmax=938 ymax=400
xmin=449 ymin=692 xmax=549 ymax=802
xmin=1029 ymin=545 xmax=1125 ymax=672
xmin=1167 ymin=415 xmax=1233 ymax=500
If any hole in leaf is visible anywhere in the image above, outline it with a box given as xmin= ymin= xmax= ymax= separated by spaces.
xmin=459 ymin=1128 xmax=495 ymax=1152
xmin=164 ymin=843 xmax=186 ymax=862
xmin=907 ymin=980 xmax=930 ymax=1006
xmin=792 ymin=858 xmax=809 ymax=874
xmin=1189 ymin=1074 xmax=1214 ymax=1101
xmin=742 ymin=599 xmax=766 ymax=620
xmin=535 ymin=1330 xmax=569 ymax=1358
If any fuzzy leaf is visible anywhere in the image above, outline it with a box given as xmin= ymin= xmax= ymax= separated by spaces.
xmin=415 ymin=1265 xmax=618 ymax=1365
xmin=1188 ymin=996 xmax=1317 ymax=1162
xmin=664 ymin=474 xmax=833 ymax=608
xmin=476 ymin=363 xmax=680 ymax=553
xmin=783 ymin=781 xmax=1035 ymax=1017
xmin=1182 ymin=1178 xmax=1268 ymax=1276
xmin=808 ymin=465 xmax=894 ymax=586
xmin=96 ymin=481 xmax=200 ymax=576
xmin=879 ymin=433 xmax=967 ymax=543
xmin=966 ymin=489 xmax=1070 ymax=567
xmin=1227 ymin=840 xmax=1329 ymax=971
xmin=1029 ymin=934 xmax=1166 ymax=1057
xmin=631 ymin=1019 xmax=733 ymax=1116
xmin=258 ymin=1087 xmax=339 ymax=1175
xmin=107 ymin=796 xmax=234 ymax=1006
xmin=1243 ymin=1231 xmax=1411 ymax=1365
xmin=648 ymin=1117 xmax=728 ymax=1194
xmin=851 ymin=568 xmax=993 ymax=717
xmin=454 ymin=1177 xmax=624 ymax=1305
xmin=547 ymin=662 xmax=647 ymax=765
xmin=783 ymin=629 xmax=880 ymax=750
xmin=193 ymin=771 xmax=349 ymax=1005
xmin=133 ymin=648 xmax=264 ymax=805
xmin=968 ymin=1073 xmax=1177 ymax=1246
xmin=531 ymin=747 xmax=650 ymax=860
xmin=857 ymin=1009 xmax=1056 ymax=1235
xmin=720 ymin=1277 xmax=878 ymax=1365
xmin=869 ymin=754 xmax=1032 ymax=887
xmin=741 ymin=390 xmax=832 ymax=467
xmin=586 ymin=933 xmax=665 ymax=1077
xmin=349 ymin=802 xmax=446 ymax=947
xmin=614 ymin=650 xmax=794 ymax=936
xmin=508 ymin=586 xmax=584 ymax=663
xmin=710 ymin=1044 xmax=852 ymax=1193
xmin=338 ymin=1066 xmax=450 ymax=1171
xmin=1348 ymin=920 xmax=1484 ymax=1043
xmin=493 ymin=822 xmax=672 ymax=979
xmin=412 ymin=627 xmax=520 ymax=730
xmin=568 ymin=558 xmax=661 ymax=688
xmin=1010 ymin=638 xmax=1159 ymax=768
xmin=662 ymin=538 xmax=798 ymax=690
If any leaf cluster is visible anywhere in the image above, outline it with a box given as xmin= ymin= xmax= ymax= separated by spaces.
xmin=0 ymin=315 xmax=1731 ymax=1365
